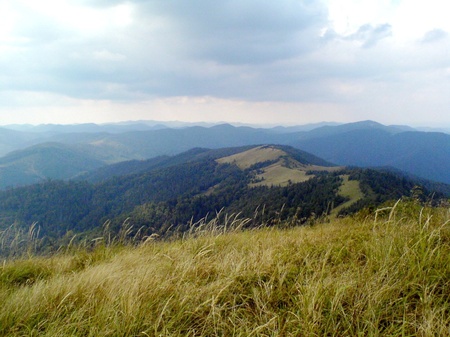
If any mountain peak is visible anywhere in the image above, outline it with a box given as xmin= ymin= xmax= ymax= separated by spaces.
xmin=348 ymin=120 xmax=384 ymax=128
xmin=216 ymin=145 xmax=339 ymax=187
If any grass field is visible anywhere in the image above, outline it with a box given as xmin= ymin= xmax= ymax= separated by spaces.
xmin=1 ymin=201 xmax=450 ymax=336
xmin=216 ymin=146 xmax=287 ymax=169
xmin=217 ymin=145 xmax=340 ymax=187
xmin=330 ymin=174 xmax=365 ymax=216
xmin=249 ymin=162 xmax=311 ymax=187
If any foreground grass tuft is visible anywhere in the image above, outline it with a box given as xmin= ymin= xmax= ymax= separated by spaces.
xmin=1 ymin=202 xmax=450 ymax=336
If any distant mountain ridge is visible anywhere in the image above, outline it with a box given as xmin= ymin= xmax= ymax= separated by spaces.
xmin=0 ymin=143 xmax=105 ymax=188
xmin=0 ymin=120 xmax=448 ymax=187
xmin=291 ymin=128 xmax=450 ymax=184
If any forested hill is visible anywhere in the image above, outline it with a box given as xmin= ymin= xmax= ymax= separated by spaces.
xmin=79 ymin=145 xmax=334 ymax=183
xmin=0 ymin=145 xmax=447 ymax=255
xmin=0 ymin=121 xmax=449 ymax=188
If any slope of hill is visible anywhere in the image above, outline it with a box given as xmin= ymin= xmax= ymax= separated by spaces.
xmin=1 ymin=203 xmax=449 ymax=336
xmin=0 ymin=145 xmax=446 ymax=253
xmin=217 ymin=145 xmax=338 ymax=187
xmin=79 ymin=146 xmax=261 ymax=183
xmin=0 ymin=143 xmax=105 ymax=189
xmin=0 ymin=126 xmax=292 ymax=188
xmin=0 ymin=127 xmax=45 ymax=157
xmin=291 ymin=128 xmax=450 ymax=184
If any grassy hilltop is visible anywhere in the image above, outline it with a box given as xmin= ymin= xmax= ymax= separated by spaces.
xmin=1 ymin=201 xmax=450 ymax=336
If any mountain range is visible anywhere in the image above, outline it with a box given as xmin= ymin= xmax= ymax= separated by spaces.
xmin=0 ymin=120 xmax=448 ymax=188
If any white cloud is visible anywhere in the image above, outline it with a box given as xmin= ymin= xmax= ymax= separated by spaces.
xmin=327 ymin=0 xmax=450 ymax=42
xmin=0 ymin=2 xmax=17 ymax=42
xmin=93 ymin=50 xmax=126 ymax=62
xmin=327 ymin=0 xmax=395 ymax=36
xmin=421 ymin=29 xmax=448 ymax=44
xmin=13 ymin=0 xmax=133 ymax=35
xmin=392 ymin=0 xmax=450 ymax=41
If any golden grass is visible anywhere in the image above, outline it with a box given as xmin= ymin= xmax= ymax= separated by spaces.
xmin=217 ymin=145 xmax=342 ymax=188
xmin=249 ymin=162 xmax=311 ymax=187
xmin=216 ymin=146 xmax=286 ymax=169
xmin=1 ymin=202 xmax=450 ymax=336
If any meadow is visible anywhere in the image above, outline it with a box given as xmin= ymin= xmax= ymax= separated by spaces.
xmin=1 ymin=201 xmax=450 ymax=336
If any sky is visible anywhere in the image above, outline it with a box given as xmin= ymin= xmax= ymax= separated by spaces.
xmin=0 ymin=0 xmax=449 ymax=128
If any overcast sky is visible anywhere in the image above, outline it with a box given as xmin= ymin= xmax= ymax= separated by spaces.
xmin=1 ymin=0 xmax=449 ymax=127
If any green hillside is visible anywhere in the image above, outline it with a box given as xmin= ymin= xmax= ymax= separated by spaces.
xmin=330 ymin=175 xmax=364 ymax=216
xmin=1 ymin=202 xmax=449 ymax=336
xmin=217 ymin=145 xmax=340 ymax=187
xmin=0 ymin=144 xmax=445 ymax=257
xmin=0 ymin=143 xmax=105 ymax=189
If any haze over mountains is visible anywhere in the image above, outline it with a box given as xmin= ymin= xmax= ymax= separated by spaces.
xmin=0 ymin=120 xmax=449 ymax=189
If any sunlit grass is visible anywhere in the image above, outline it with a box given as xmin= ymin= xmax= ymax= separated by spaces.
xmin=216 ymin=146 xmax=286 ymax=169
xmin=249 ymin=162 xmax=312 ymax=187
xmin=1 ymin=201 xmax=450 ymax=336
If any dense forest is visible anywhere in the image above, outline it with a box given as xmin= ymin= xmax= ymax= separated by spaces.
xmin=1 ymin=143 xmax=446 ymax=256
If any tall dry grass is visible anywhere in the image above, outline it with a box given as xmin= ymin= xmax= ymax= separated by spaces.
xmin=1 ymin=201 xmax=450 ymax=336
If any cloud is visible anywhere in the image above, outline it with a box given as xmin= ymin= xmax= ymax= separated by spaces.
xmin=421 ymin=29 xmax=448 ymax=43
xmin=140 ymin=1 xmax=327 ymax=65
xmin=0 ymin=0 xmax=449 ymax=128
xmin=344 ymin=23 xmax=392 ymax=48
xmin=0 ymin=0 xmax=328 ymax=114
